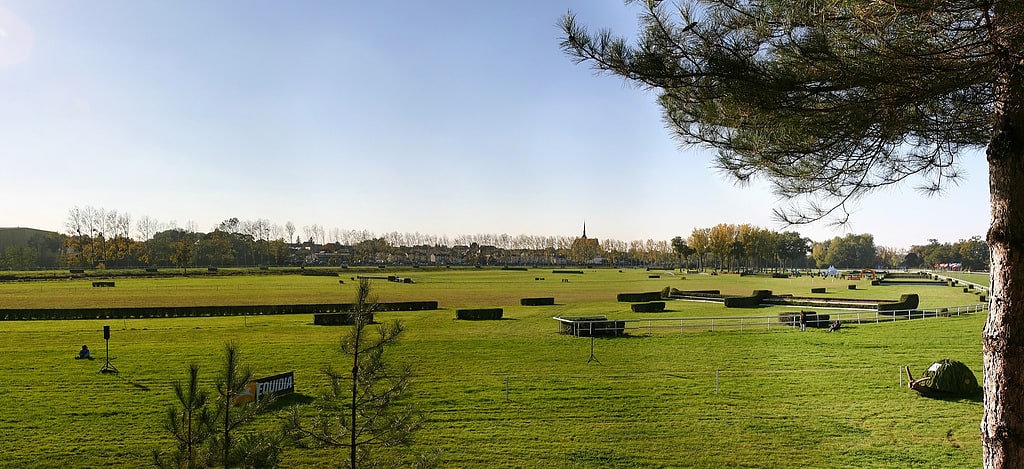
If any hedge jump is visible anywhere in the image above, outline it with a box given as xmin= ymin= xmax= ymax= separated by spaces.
xmin=0 ymin=301 xmax=440 ymax=321
xmin=92 ymin=281 xmax=115 ymax=287
xmin=630 ymin=302 xmax=666 ymax=313
xmin=617 ymin=292 xmax=663 ymax=302
xmin=521 ymin=297 xmax=555 ymax=306
xmin=313 ymin=312 xmax=372 ymax=325
xmin=456 ymin=308 xmax=503 ymax=320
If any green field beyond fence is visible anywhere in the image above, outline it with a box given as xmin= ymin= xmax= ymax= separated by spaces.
xmin=0 ymin=268 xmax=988 ymax=468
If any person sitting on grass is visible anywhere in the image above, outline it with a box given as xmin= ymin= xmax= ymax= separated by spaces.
xmin=75 ymin=345 xmax=92 ymax=360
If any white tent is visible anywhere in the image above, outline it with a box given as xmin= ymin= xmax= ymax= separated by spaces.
xmin=824 ymin=265 xmax=839 ymax=277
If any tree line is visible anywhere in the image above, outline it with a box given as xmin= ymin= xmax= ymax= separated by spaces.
xmin=0 ymin=206 xmax=986 ymax=271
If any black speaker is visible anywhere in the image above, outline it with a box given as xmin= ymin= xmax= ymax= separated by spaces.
xmin=103 ymin=325 xmax=110 ymax=340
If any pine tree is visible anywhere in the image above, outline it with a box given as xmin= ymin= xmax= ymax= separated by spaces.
xmin=562 ymin=2 xmax=1024 ymax=466
xmin=285 ymin=279 xmax=432 ymax=468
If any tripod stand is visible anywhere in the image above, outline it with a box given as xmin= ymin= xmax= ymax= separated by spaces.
xmin=586 ymin=335 xmax=601 ymax=364
xmin=100 ymin=325 xmax=118 ymax=374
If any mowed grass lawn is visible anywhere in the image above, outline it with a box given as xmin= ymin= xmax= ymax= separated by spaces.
xmin=0 ymin=268 xmax=987 ymax=468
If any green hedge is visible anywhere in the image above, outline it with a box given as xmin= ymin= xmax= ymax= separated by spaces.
xmin=617 ymin=292 xmax=663 ymax=302
xmin=455 ymin=308 xmax=503 ymax=320
xmin=723 ymin=290 xmax=772 ymax=308
xmin=811 ymin=287 xmax=826 ymax=294
xmin=630 ymin=302 xmax=666 ymax=313
xmin=313 ymin=312 xmax=370 ymax=325
xmin=878 ymin=294 xmax=920 ymax=312
xmin=0 ymin=301 xmax=439 ymax=321
xmin=520 ymin=297 xmax=555 ymax=306
xmin=92 ymin=281 xmax=115 ymax=287
xmin=552 ymin=270 xmax=584 ymax=274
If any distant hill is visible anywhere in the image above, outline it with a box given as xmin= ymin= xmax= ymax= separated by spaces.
xmin=0 ymin=227 xmax=62 ymax=268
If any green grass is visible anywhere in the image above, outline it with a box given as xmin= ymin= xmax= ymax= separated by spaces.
xmin=0 ymin=268 xmax=986 ymax=467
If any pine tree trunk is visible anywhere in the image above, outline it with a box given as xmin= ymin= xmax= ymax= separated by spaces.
xmin=982 ymin=7 xmax=1024 ymax=463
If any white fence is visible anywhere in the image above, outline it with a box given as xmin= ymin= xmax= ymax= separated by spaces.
xmin=554 ymin=303 xmax=988 ymax=336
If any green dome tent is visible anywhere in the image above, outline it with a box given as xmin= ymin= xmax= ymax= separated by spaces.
xmin=905 ymin=359 xmax=981 ymax=398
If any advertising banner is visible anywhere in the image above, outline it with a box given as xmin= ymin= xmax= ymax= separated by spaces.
xmin=233 ymin=371 xmax=294 ymax=405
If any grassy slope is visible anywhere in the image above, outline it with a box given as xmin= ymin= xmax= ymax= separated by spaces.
xmin=0 ymin=269 xmax=985 ymax=468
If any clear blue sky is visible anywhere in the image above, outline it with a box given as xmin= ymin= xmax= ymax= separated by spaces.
xmin=0 ymin=1 xmax=990 ymax=248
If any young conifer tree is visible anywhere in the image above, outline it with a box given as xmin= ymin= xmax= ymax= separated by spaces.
xmin=285 ymin=279 xmax=432 ymax=468
xmin=154 ymin=343 xmax=280 ymax=468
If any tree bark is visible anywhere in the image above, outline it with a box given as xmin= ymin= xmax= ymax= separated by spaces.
xmin=982 ymin=5 xmax=1024 ymax=465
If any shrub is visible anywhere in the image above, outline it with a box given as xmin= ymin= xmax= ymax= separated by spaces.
xmin=630 ymin=302 xmax=666 ymax=313
xmin=456 ymin=308 xmax=503 ymax=320
xmin=520 ymin=297 xmax=555 ymax=306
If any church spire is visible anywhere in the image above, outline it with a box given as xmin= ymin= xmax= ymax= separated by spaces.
xmin=582 ymin=222 xmax=587 ymax=239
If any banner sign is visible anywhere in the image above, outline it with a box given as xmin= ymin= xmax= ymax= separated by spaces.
xmin=233 ymin=371 xmax=294 ymax=405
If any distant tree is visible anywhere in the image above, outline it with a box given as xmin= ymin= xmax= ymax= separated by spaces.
xmin=284 ymin=279 xmax=432 ymax=468
xmin=688 ymin=228 xmax=710 ymax=271
xmin=776 ymin=231 xmax=809 ymax=270
xmin=904 ymin=251 xmax=922 ymax=269
xmin=170 ymin=232 xmax=195 ymax=273
xmin=708 ymin=223 xmax=737 ymax=270
xmin=671 ymin=236 xmax=694 ymax=270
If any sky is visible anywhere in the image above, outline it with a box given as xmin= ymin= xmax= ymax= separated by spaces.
xmin=0 ymin=1 xmax=991 ymax=249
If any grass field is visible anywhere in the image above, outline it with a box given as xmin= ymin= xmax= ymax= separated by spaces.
xmin=0 ymin=268 xmax=988 ymax=468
